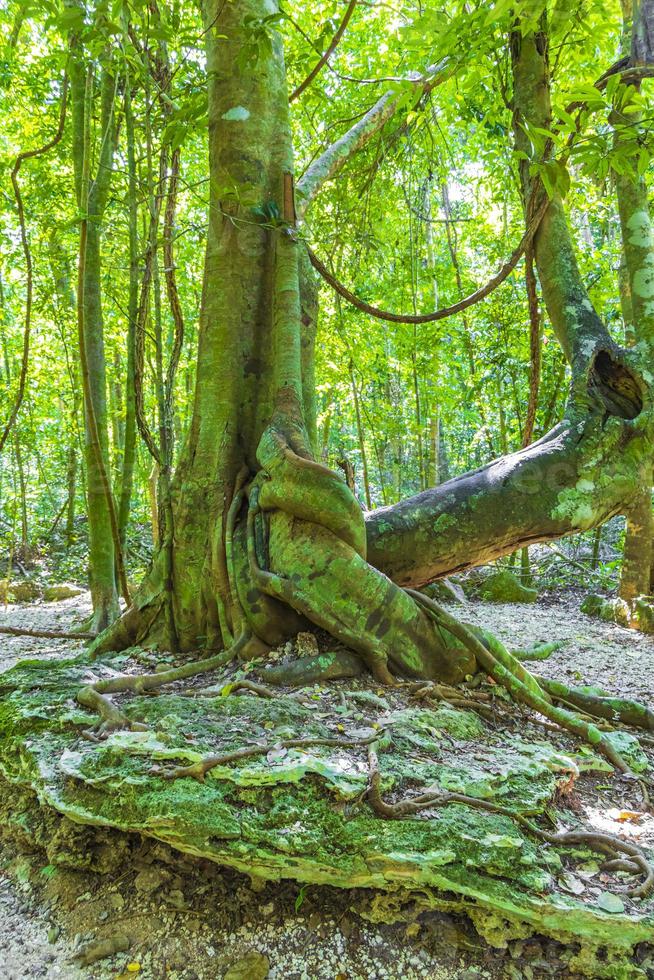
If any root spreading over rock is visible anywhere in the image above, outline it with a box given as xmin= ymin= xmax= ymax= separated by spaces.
xmin=0 ymin=649 xmax=652 ymax=978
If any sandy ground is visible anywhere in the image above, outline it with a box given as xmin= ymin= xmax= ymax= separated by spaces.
xmin=463 ymin=592 xmax=654 ymax=702
xmin=0 ymin=591 xmax=652 ymax=980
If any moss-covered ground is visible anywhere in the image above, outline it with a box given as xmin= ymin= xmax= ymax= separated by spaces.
xmin=0 ymin=640 xmax=652 ymax=978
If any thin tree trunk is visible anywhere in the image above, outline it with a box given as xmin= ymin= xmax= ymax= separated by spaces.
xmin=65 ymin=443 xmax=77 ymax=547
xmin=13 ymin=436 xmax=28 ymax=553
xmin=349 ymin=361 xmax=372 ymax=510
xmin=48 ymin=242 xmax=82 ymax=552
xmin=70 ymin=56 xmax=122 ymax=629
xmin=591 ymin=526 xmax=602 ymax=570
xmin=118 ymin=76 xmax=138 ymax=549
xmin=519 ymin=246 xmax=543 ymax=588
xmin=423 ymin=184 xmax=440 ymax=487
xmin=428 ymin=409 xmax=440 ymax=487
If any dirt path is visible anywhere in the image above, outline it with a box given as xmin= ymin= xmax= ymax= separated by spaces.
xmin=0 ymin=592 xmax=92 ymax=673
xmin=0 ymin=592 xmax=651 ymax=980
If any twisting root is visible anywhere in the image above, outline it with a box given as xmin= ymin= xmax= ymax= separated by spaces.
xmin=221 ymin=678 xmax=308 ymax=700
xmin=246 ymin=487 xmax=395 ymax=684
xmin=602 ymin=858 xmax=642 ymax=874
xmin=534 ymin=676 xmax=654 ymax=732
xmin=224 ymin=466 xmax=251 ymax=640
xmin=77 ymin=686 xmax=146 ymax=738
xmin=406 ymin=588 xmax=632 ymax=774
xmin=159 ymin=730 xmax=381 ymax=782
xmin=77 ymin=636 xmax=248 ymax=735
xmin=367 ymin=742 xmax=654 ymax=898
xmin=213 ymin=512 xmax=234 ymax=649
xmin=404 ymin=680 xmax=497 ymax=722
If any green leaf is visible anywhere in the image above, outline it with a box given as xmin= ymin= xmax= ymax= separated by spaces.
xmin=596 ymin=892 xmax=625 ymax=914
xmin=484 ymin=0 xmax=513 ymax=26
xmin=638 ymin=149 xmax=650 ymax=176
xmin=295 ymin=885 xmax=308 ymax=912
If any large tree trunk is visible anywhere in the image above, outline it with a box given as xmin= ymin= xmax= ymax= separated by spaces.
xmin=95 ymin=3 xmax=653 ymax=688
xmin=93 ymin=0 xmax=477 ymax=686
xmin=616 ymin=0 xmax=654 ymax=604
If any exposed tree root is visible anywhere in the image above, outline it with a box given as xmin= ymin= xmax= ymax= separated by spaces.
xmin=77 ymin=686 xmax=145 ymax=738
xmin=534 ymin=676 xmax=654 ymax=732
xmin=406 ymin=588 xmax=633 ymax=774
xmin=77 ymin=636 xmax=247 ymax=734
xmin=260 ymin=648 xmax=364 ymax=685
xmin=367 ymin=743 xmax=654 ymax=899
xmin=404 ymin=680 xmax=498 ymax=722
xmin=179 ymin=678 xmax=314 ymax=701
xmin=512 ymin=641 xmax=563 ymax=661
xmin=246 ymin=487 xmax=397 ymax=684
xmin=0 ymin=625 xmax=97 ymax=640
xmin=158 ymin=729 xmax=381 ymax=782
xmin=224 ymin=465 xmax=251 ymax=642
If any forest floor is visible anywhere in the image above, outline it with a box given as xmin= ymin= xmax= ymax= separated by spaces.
xmin=0 ymin=590 xmax=652 ymax=980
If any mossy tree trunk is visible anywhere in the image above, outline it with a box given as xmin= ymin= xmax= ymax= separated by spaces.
xmin=117 ymin=72 xmax=139 ymax=551
xmin=616 ymin=0 xmax=654 ymax=603
xmin=70 ymin=43 xmax=120 ymax=632
xmin=96 ymin=2 xmax=654 ymax=684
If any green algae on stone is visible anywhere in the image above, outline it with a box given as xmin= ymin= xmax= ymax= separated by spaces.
xmin=0 ymin=655 xmax=652 ymax=977
xmin=478 ymin=571 xmax=538 ymax=604
xmin=603 ymin=730 xmax=649 ymax=773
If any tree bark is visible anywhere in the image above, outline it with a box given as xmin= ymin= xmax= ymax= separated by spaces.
xmin=93 ymin=2 xmax=654 ymax=694
xmin=616 ymin=0 xmax=654 ymax=603
xmin=70 ymin=49 xmax=121 ymax=630
xmin=118 ymin=74 xmax=139 ymax=549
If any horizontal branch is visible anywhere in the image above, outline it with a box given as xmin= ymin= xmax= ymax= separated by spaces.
xmin=0 ymin=625 xmax=96 ymax=640
xmin=365 ymin=417 xmax=643 ymax=587
xmin=296 ymin=59 xmax=451 ymax=217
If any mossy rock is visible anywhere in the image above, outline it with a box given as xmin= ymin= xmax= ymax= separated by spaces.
xmin=581 ymin=594 xmax=654 ymax=633
xmin=632 ymin=596 xmax=654 ymax=634
xmin=0 ymin=578 xmax=43 ymax=603
xmin=42 ymin=583 xmax=84 ymax=602
xmin=0 ymin=654 xmax=651 ymax=977
xmin=603 ymin=731 xmax=649 ymax=774
xmin=421 ymin=578 xmax=466 ymax=604
xmin=478 ymin=571 xmax=538 ymax=604
xmin=580 ymin=594 xmax=605 ymax=618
